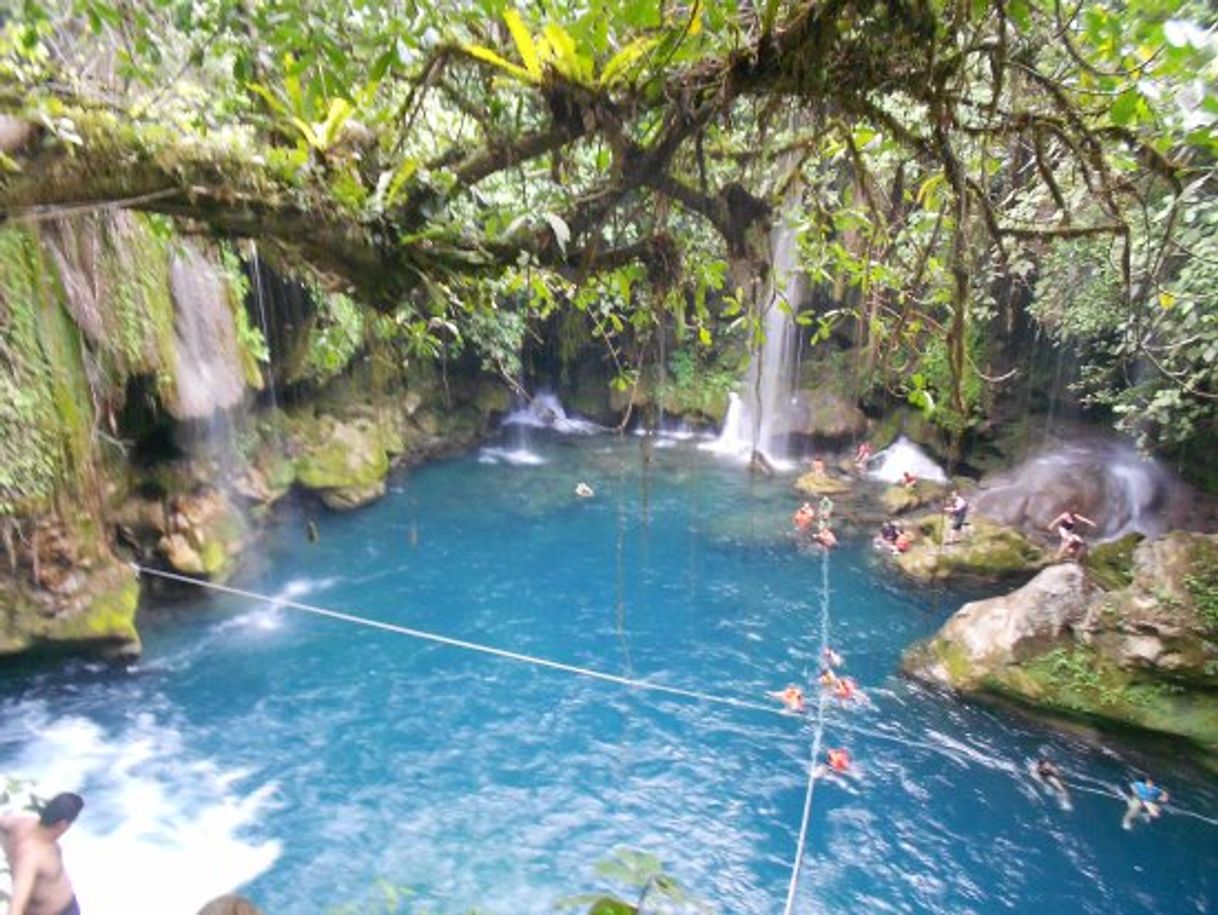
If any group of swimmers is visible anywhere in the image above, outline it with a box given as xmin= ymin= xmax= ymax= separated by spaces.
xmin=793 ymin=496 xmax=837 ymax=548
xmin=1030 ymin=755 xmax=1172 ymax=829
xmin=769 ymin=647 xmax=860 ymax=778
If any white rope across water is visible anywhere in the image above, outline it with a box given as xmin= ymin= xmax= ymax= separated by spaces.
xmin=783 ymin=547 xmax=833 ymax=915
xmin=131 ymin=563 xmax=1218 ymax=834
xmin=132 ymin=564 xmax=786 ymax=718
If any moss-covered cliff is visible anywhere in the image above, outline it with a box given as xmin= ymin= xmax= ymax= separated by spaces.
xmin=904 ymin=533 xmax=1218 ymax=759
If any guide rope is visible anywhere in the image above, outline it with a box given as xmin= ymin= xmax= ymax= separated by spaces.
xmin=783 ymin=547 xmax=832 ymax=915
xmin=131 ymin=564 xmax=785 ymax=718
xmin=129 ymin=563 xmax=1218 ymax=833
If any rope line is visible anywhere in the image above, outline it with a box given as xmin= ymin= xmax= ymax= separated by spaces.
xmin=132 ymin=564 xmax=786 ymax=719
xmin=783 ymin=547 xmax=833 ymax=915
xmin=130 ymin=564 xmax=1218 ymax=831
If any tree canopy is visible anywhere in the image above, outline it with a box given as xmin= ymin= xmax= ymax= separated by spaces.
xmin=1 ymin=0 xmax=1215 ymax=445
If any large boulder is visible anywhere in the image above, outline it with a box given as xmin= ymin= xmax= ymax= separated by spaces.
xmin=156 ymin=487 xmax=250 ymax=581
xmin=905 ymin=564 xmax=1095 ymax=689
xmin=794 ymin=470 xmax=852 ymax=496
xmin=290 ymin=413 xmax=391 ymax=510
xmin=0 ymin=520 xmax=140 ymax=657
xmin=894 ymin=512 xmax=1049 ymax=581
xmin=904 ymin=532 xmax=1218 ymax=756
xmin=787 ymin=388 xmax=868 ymax=441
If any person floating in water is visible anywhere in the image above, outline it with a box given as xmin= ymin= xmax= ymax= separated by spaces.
xmin=814 ymin=526 xmax=837 ymax=549
xmin=822 ymin=647 xmax=843 ymax=669
xmin=943 ymin=490 xmax=969 ymax=544
xmin=814 ymin=747 xmax=853 ymax=780
xmin=875 ymin=519 xmax=900 ymax=551
xmin=1048 ymin=508 xmax=1096 ymax=561
xmin=1123 ymin=777 xmax=1170 ymax=829
xmin=1 ymin=792 xmax=84 ymax=915
xmin=574 ymin=482 xmax=595 ymax=498
xmin=1032 ymin=756 xmax=1071 ymax=808
xmin=793 ymin=502 xmax=816 ymax=532
xmin=769 ymin=685 xmax=806 ymax=713
xmin=832 ymin=676 xmax=865 ymax=704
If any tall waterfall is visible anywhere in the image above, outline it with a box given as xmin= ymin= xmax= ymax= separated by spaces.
xmin=168 ymin=242 xmax=247 ymax=419
xmin=708 ymin=206 xmax=805 ymax=468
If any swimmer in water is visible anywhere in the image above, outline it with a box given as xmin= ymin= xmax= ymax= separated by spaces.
xmin=1123 ymin=777 xmax=1169 ymax=829
xmin=768 ymin=685 xmax=806 ymax=713
xmin=832 ymin=676 xmax=865 ymax=704
xmin=574 ymin=482 xmax=595 ymax=498
xmin=822 ymin=647 xmax=843 ymax=669
xmin=814 ymin=747 xmax=853 ymax=780
xmin=1031 ymin=756 xmax=1071 ymax=808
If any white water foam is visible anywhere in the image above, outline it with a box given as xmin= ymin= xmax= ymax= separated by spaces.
xmin=501 ymin=392 xmax=601 ymax=435
xmin=866 ymin=436 xmax=949 ymax=484
xmin=1 ymin=710 xmax=279 ymax=914
xmin=478 ymin=446 xmax=547 ymax=466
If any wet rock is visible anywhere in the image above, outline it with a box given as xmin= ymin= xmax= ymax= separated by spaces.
xmin=894 ymin=512 xmax=1049 ymax=581
xmin=904 ymin=532 xmax=1218 ymax=756
xmin=291 ymin=413 xmax=391 ymax=510
xmin=880 ymin=481 xmax=947 ymax=515
xmin=0 ymin=520 xmax=140 ymax=657
xmin=155 ymin=488 xmax=250 ymax=580
xmin=794 ymin=470 xmax=852 ymax=496
xmin=788 ymin=388 xmax=868 ymax=441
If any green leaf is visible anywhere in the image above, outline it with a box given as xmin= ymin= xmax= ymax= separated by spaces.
xmin=504 ymin=8 xmax=542 ymax=80
xmin=1110 ymin=89 xmax=1142 ymax=126
xmin=461 ymin=43 xmax=535 ymax=83
xmin=599 ymin=35 xmax=656 ymax=88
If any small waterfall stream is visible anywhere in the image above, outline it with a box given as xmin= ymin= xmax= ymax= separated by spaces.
xmin=707 ymin=200 xmax=805 ymax=469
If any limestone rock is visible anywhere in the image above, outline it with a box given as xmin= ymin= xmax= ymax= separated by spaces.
xmin=788 ymin=388 xmax=868 ymax=441
xmin=881 ymin=482 xmax=947 ymax=515
xmin=906 ymin=564 xmax=1094 ymax=690
xmin=894 ymin=513 xmax=1048 ymax=581
xmin=291 ymin=413 xmax=391 ymax=509
xmin=794 ymin=470 xmax=852 ymax=496
xmin=0 ymin=521 xmax=140 ymax=657
xmin=904 ymin=532 xmax=1218 ymax=756
xmin=155 ymin=488 xmax=249 ymax=581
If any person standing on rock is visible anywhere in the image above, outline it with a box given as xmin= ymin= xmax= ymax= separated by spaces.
xmin=943 ymin=491 xmax=969 ymax=544
xmin=1048 ymin=508 xmax=1096 ymax=561
xmin=1 ymin=792 xmax=83 ymax=915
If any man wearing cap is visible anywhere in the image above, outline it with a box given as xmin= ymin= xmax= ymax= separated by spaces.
xmin=1 ymin=792 xmax=83 ymax=915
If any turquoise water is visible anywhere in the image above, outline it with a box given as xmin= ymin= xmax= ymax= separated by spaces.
xmin=2 ymin=433 xmax=1216 ymax=913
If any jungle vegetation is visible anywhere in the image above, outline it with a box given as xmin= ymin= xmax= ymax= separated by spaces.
xmin=1 ymin=0 xmax=1216 ymax=453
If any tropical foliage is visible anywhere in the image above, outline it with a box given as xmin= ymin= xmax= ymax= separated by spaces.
xmin=0 ymin=0 xmax=1215 ymax=447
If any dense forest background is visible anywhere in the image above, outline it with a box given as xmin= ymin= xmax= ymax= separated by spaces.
xmin=1 ymin=0 xmax=1216 ymax=542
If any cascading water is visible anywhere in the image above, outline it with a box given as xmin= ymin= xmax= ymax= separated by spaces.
xmin=167 ymin=242 xmax=247 ymax=421
xmin=248 ymin=241 xmax=278 ymax=416
xmin=481 ymin=392 xmax=600 ymax=465
xmin=866 ymin=436 xmax=950 ymax=485
xmin=974 ymin=438 xmax=1191 ymax=540
xmin=707 ymin=203 xmax=805 ymax=469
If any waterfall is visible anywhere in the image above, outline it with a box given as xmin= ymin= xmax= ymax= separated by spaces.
xmin=707 ymin=203 xmax=804 ymax=469
xmin=974 ymin=438 xmax=1188 ymax=540
xmin=167 ymin=242 xmax=247 ymax=420
xmin=249 ymin=241 xmax=278 ymax=415
xmin=866 ymin=436 xmax=949 ymax=484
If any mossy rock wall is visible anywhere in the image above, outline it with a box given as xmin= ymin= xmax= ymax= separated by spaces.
xmin=904 ymin=533 xmax=1218 ymax=757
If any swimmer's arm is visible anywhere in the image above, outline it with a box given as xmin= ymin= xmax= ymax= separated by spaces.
xmin=6 ymin=846 xmax=38 ymax=915
xmin=1078 ymin=514 xmax=1096 ymax=527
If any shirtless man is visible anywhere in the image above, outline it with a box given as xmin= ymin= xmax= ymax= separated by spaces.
xmin=1 ymin=792 xmax=83 ymax=915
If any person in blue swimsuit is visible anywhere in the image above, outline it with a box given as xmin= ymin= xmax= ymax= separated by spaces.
xmin=1123 ymin=777 xmax=1170 ymax=829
